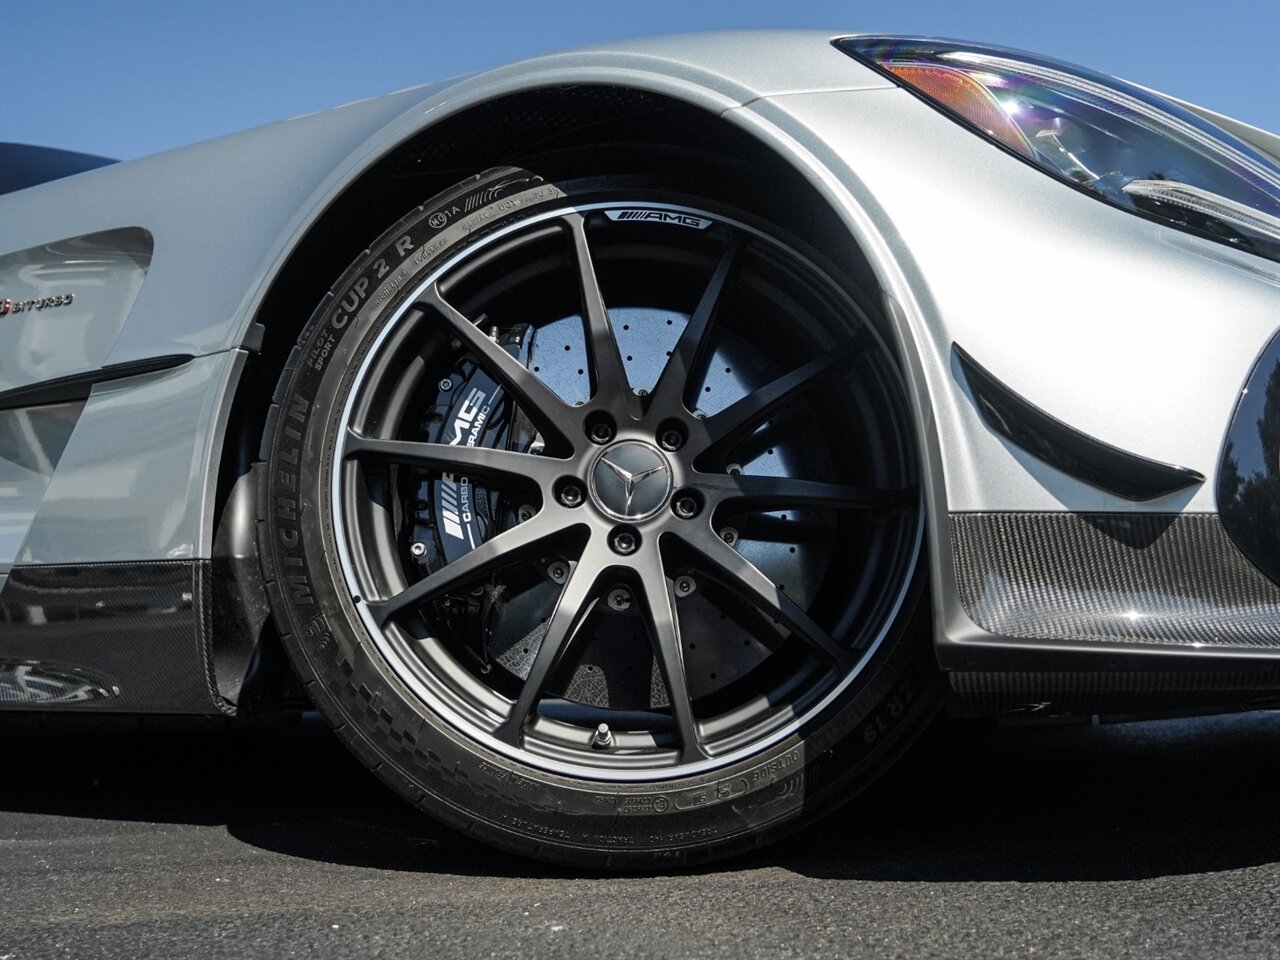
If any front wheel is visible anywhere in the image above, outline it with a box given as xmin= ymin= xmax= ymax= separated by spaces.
xmin=264 ymin=166 xmax=939 ymax=869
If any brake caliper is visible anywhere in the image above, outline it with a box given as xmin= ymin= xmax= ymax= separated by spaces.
xmin=410 ymin=326 xmax=536 ymax=568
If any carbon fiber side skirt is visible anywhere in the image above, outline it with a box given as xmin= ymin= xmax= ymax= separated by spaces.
xmin=0 ymin=560 xmax=227 ymax=714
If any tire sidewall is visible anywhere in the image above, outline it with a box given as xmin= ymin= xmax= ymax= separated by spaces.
xmin=265 ymin=167 xmax=938 ymax=866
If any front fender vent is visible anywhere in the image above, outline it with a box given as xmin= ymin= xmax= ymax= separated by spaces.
xmin=954 ymin=343 xmax=1204 ymax=501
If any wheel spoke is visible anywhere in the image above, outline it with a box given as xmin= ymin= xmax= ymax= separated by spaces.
xmin=496 ymin=557 xmax=600 ymax=744
xmin=676 ymin=530 xmax=855 ymax=672
xmin=343 ymin=429 xmax=562 ymax=488
xmin=637 ymin=558 xmax=706 ymax=763
xmin=416 ymin=288 xmax=576 ymax=446
xmin=565 ymin=213 xmax=635 ymax=415
xmin=730 ymin=514 xmax=837 ymax=544
xmin=650 ymin=235 xmax=742 ymax=415
xmin=713 ymin=474 xmax=916 ymax=512
xmin=695 ymin=333 xmax=865 ymax=465
xmin=367 ymin=514 xmax=571 ymax=626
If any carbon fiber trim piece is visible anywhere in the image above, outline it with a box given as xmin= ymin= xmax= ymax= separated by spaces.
xmin=0 ymin=353 xmax=194 ymax=411
xmin=952 ymin=512 xmax=1280 ymax=648
xmin=0 ymin=560 xmax=223 ymax=713
xmin=951 ymin=667 xmax=1280 ymax=715
xmin=0 ymin=660 xmax=120 ymax=705
xmin=953 ymin=344 xmax=1204 ymax=501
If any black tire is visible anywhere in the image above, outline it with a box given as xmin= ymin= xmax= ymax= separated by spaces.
xmin=262 ymin=165 xmax=941 ymax=870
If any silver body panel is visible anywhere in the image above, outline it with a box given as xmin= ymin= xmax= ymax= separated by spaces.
xmin=12 ymin=353 xmax=239 ymax=567
xmin=0 ymin=399 xmax=81 ymax=581
xmin=0 ymin=228 xmax=153 ymax=393
xmin=1 ymin=31 xmax=1276 ymax=652
xmin=741 ymin=88 xmax=1280 ymax=513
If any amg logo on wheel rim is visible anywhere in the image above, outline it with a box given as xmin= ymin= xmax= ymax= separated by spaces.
xmin=605 ymin=210 xmax=712 ymax=229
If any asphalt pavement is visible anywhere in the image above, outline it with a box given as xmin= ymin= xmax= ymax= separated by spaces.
xmin=0 ymin=708 xmax=1277 ymax=959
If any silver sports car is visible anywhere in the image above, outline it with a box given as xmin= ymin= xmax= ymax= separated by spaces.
xmin=2 ymin=32 xmax=1277 ymax=868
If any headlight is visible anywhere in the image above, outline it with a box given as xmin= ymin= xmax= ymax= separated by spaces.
xmin=836 ymin=36 xmax=1280 ymax=262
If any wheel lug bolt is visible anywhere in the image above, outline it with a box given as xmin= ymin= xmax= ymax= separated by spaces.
xmin=409 ymin=541 xmax=427 ymax=558
xmin=589 ymin=422 xmax=614 ymax=444
xmin=592 ymin=723 xmax=613 ymax=748
xmin=674 ymin=575 xmax=696 ymax=598
xmin=610 ymin=530 xmax=639 ymax=555
xmin=720 ymin=526 xmax=739 ymax=547
xmin=547 ymin=561 xmax=569 ymax=584
xmin=659 ymin=429 xmax=683 ymax=451
xmin=672 ymin=495 xmax=699 ymax=519
xmin=607 ymin=587 xmax=633 ymax=610
xmin=559 ymin=484 xmax=584 ymax=508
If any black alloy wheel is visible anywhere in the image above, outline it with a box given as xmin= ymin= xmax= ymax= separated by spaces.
xmin=265 ymin=166 xmax=939 ymax=868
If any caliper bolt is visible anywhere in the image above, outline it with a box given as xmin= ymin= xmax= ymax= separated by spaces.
xmin=720 ymin=526 xmax=739 ymax=547
xmin=659 ymin=429 xmax=683 ymax=452
xmin=610 ymin=530 xmax=639 ymax=556
xmin=559 ymin=484 xmax=584 ymax=508
xmin=409 ymin=541 xmax=427 ymax=558
xmin=672 ymin=495 xmax=699 ymax=519
xmin=607 ymin=587 xmax=633 ymax=611
xmin=547 ymin=561 xmax=569 ymax=584
xmin=592 ymin=723 xmax=613 ymax=748
xmin=438 ymin=378 xmax=453 ymax=392
xmin=589 ymin=422 xmax=614 ymax=444
xmin=674 ymin=575 xmax=696 ymax=598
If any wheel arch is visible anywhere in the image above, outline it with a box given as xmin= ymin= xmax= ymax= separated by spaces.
xmin=209 ymin=73 xmax=951 ymax=710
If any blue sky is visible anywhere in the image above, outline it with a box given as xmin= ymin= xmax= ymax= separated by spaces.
xmin=1 ymin=0 xmax=1277 ymax=160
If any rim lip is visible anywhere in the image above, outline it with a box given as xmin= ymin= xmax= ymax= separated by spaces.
xmin=329 ymin=200 xmax=924 ymax=784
